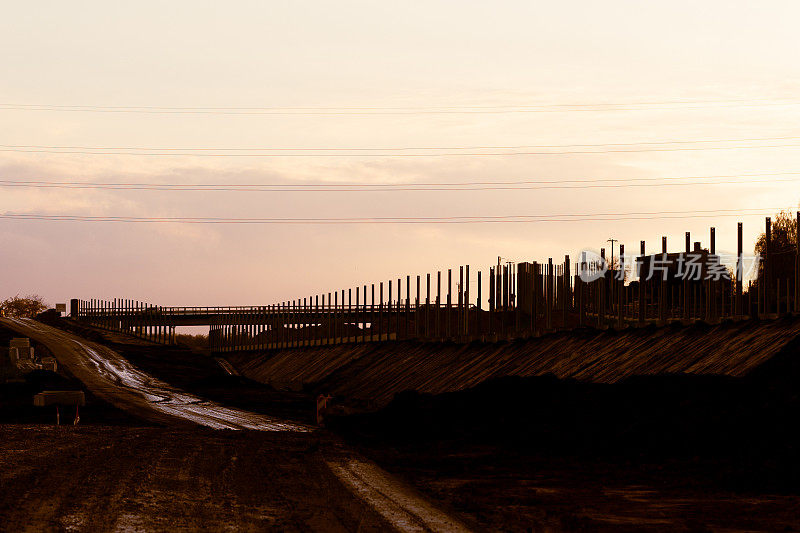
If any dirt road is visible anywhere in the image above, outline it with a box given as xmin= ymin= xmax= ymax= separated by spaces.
xmin=0 ymin=318 xmax=471 ymax=532
xmin=2 ymin=318 xmax=309 ymax=431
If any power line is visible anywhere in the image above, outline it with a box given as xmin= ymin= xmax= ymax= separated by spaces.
xmin=2 ymin=98 xmax=800 ymax=114
xmin=1 ymin=172 xmax=799 ymax=192
xmin=4 ymin=143 xmax=800 ymax=157
xmin=0 ymin=207 xmax=787 ymax=225
xmin=2 ymin=135 xmax=799 ymax=152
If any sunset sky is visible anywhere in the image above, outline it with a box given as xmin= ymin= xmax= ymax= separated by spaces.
xmin=2 ymin=1 xmax=800 ymax=308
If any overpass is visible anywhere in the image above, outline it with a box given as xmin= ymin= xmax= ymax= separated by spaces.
xmin=71 ymin=217 xmax=800 ymax=353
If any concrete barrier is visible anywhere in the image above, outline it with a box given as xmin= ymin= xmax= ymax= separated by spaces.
xmin=10 ymin=338 xmax=30 ymax=349
xmin=9 ymin=339 xmax=34 ymax=360
xmin=33 ymin=391 xmax=85 ymax=407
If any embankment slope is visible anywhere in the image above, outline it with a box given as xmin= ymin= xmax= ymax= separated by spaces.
xmin=229 ymin=316 xmax=800 ymax=407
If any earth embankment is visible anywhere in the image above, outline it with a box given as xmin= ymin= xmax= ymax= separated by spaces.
xmin=229 ymin=316 xmax=800 ymax=408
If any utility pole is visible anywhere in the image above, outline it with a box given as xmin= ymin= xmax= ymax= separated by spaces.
xmin=607 ymin=238 xmax=618 ymax=270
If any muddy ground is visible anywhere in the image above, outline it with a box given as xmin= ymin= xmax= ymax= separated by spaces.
xmin=4 ymin=318 xmax=800 ymax=531
xmin=0 ymin=425 xmax=393 ymax=532
xmin=0 ymin=320 xmax=472 ymax=532
xmin=330 ymin=372 xmax=800 ymax=531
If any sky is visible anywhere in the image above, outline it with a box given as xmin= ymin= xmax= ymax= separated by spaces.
xmin=1 ymin=1 xmax=800 ymax=307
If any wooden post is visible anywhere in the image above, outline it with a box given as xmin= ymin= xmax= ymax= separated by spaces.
xmin=488 ymin=267 xmax=495 ymax=337
xmin=405 ymin=276 xmax=411 ymax=339
xmin=266 ymin=304 xmax=272 ymax=349
xmin=563 ymin=255 xmax=570 ymax=327
xmin=710 ymin=227 xmax=716 ymax=322
xmin=286 ymin=301 xmax=291 ymax=348
xmin=497 ymin=266 xmax=504 ymax=334
xmin=363 ymin=285 xmax=368 ymax=342
xmin=339 ymin=289 xmax=347 ymax=342
xmin=599 ymin=249 xmax=605 ymax=327
xmin=396 ymin=278 xmax=401 ymax=338
xmin=500 ymin=264 xmax=510 ymax=338
xmin=388 ymin=280 xmax=392 ymax=340
xmin=459 ymin=266 xmax=464 ymax=338
xmin=546 ymin=258 xmax=553 ymax=331
xmin=426 ymin=273 xmax=431 ymax=339
xmin=514 ymin=264 xmax=521 ymax=334
xmin=286 ymin=305 xmax=291 ymax=349
xmin=331 ymin=291 xmax=337 ymax=344
xmin=325 ymin=293 xmax=330 ymax=344
xmin=447 ymin=269 xmax=452 ymax=339
xmin=465 ymin=265 xmax=470 ymax=337
xmin=618 ymin=244 xmax=624 ymax=328
xmin=682 ymin=248 xmax=689 ymax=321
xmin=477 ymin=270 xmax=482 ymax=338
xmin=659 ymin=235 xmax=667 ymax=320
xmin=502 ymin=265 xmax=508 ymax=311
xmin=342 ymin=288 xmax=358 ymax=342
xmin=737 ymin=222 xmax=743 ymax=316
xmin=532 ymin=262 xmax=539 ymax=335
xmin=796 ymin=212 xmax=800 ymax=313
xmin=593 ymin=262 xmax=600 ymax=327
xmin=766 ymin=217 xmax=772 ymax=315
xmin=533 ymin=262 xmax=540 ymax=333
xmin=303 ymin=297 xmax=308 ymax=346
xmin=335 ymin=291 xmax=340 ymax=343
xmin=415 ymin=276 xmax=420 ymax=339
xmin=710 ymin=227 xmax=716 ymax=254
xmin=577 ymin=259 xmax=584 ymax=327
xmin=638 ymin=241 xmax=646 ymax=324
xmin=379 ymin=282 xmax=384 ymax=341
xmin=436 ymin=271 xmax=441 ymax=339
xmin=354 ymin=287 xmax=359 ymax=343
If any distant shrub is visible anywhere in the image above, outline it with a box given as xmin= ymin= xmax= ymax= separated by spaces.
xmin=175 ymin=334 xmax=209 ymax=349
xmin=1 ymin=295 xmax=48 ymax=318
